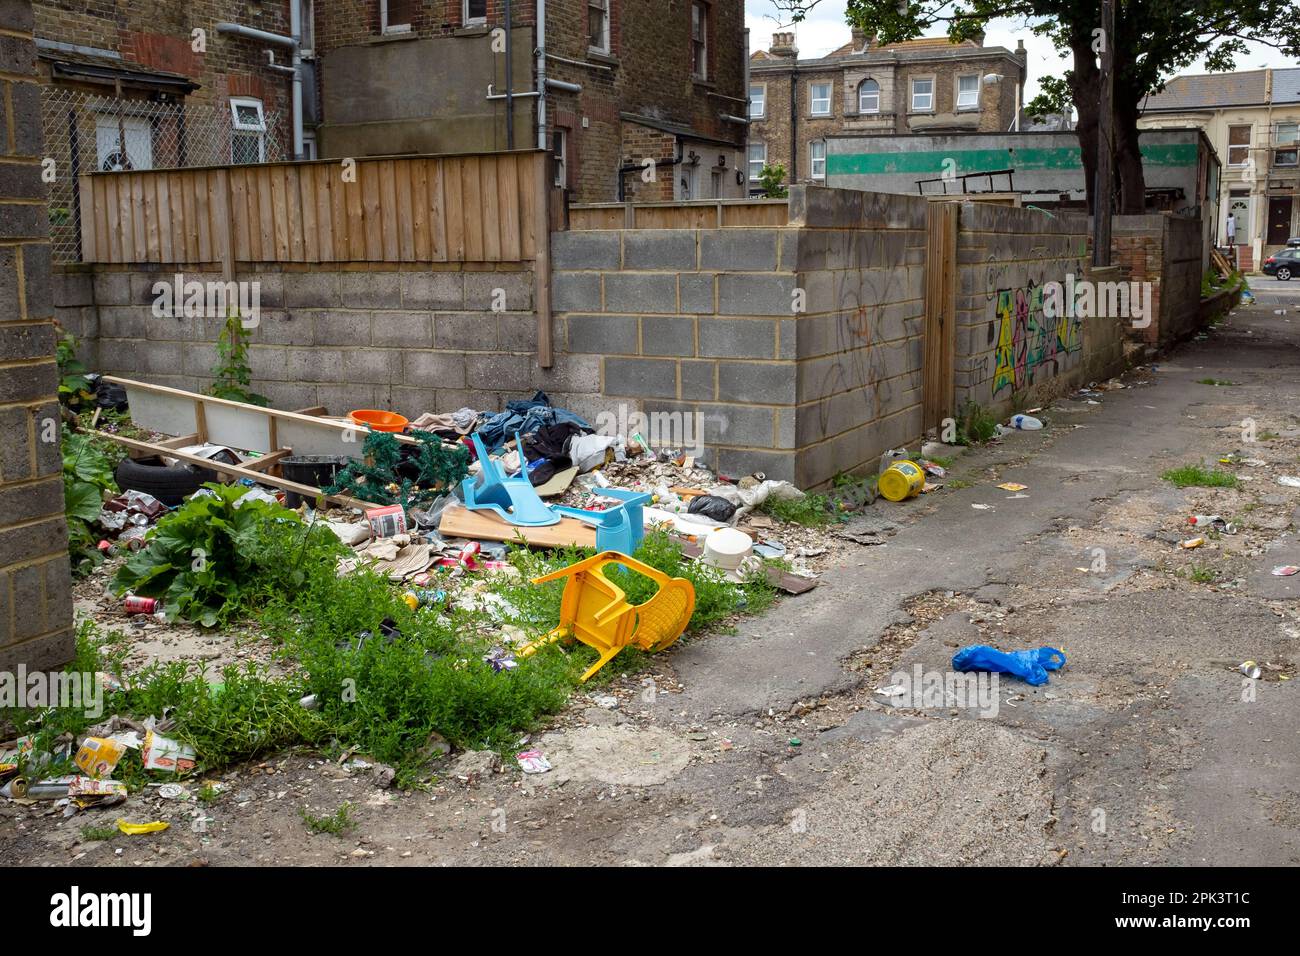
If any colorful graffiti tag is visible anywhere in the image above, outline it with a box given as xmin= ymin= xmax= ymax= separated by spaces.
xmin=992 ymin=282 xmax=1082 ymax=395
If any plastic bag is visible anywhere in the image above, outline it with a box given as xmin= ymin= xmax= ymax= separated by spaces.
xmin=950 ymin=645 xmax=1066 ymax=686
xmin=688 ymin=494 xmax=738 ymax=522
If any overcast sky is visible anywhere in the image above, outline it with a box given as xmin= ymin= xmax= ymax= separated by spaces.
xmin=745 ymin=1 xmax=1300 ymax=100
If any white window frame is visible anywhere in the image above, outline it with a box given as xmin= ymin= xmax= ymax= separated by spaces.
xmin=858 ymin=78 xmax=879 ymax=114
xmin=1228 ymin=125 xmax=1251 ymax=167
xmin=810 ymin=140 xmax=826 ymax=180
xmin=552 ymin=128 xmax=567 ymax=188
xmin=1278 ymin=122 xmax=1299 ymax=146
xmin=749 ymin=83 xmax=766 ymax=119
xmin=910 ymin=76 xmax=934 ymax=113
xmin=691 ymin=2 xmax=708 ymax=81
xmin=588 ymin=0 xmax=611 ymax=54
xmin=748 ymin=142 xmax=767 ymax=182
xmin=956 ymin=74 xmax=980 ymax=110
xmin=809 ymin=81 xmax=832 ymax=116
xmin=381 ymin=0 xmax=413 ymax=34
xmin=229 ymin=97 xmax=267 ymax=164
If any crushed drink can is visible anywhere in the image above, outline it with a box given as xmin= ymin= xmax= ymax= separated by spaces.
xmin=123 ymin=595 xmax=160 ymax=615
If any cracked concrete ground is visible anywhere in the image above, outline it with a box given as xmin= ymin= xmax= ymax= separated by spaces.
xmin=4 ymin=302 xmax=1298 ymax=867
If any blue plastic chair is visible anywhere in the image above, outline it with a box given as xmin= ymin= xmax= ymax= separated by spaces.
xmin=460 ymin=432 xmax=561 ymax=527
xmin=553 ymin=488 xmax=650 ymax=556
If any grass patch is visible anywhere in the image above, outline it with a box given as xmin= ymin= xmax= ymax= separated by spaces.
xmin=1257 ymin=430 xmax=1281 ymax=441
xmin=953 ymin=402 xmax=999 ymax=445
xmin=80 ymin=824 xmax=118 ymax=842
xmin=1186 ymin=564 xmax=1221 ymax=584
xmin=1161 ymin=464 xmax=1242 ymax=489
xmin=300 ymin=802 xmax=355 ymax=836
xmin=1196 ymin=378 xmax=1239 ymax=387
xmin=946 ymin=478 xmax=973 ymax=490
xmin=759 ymin=492 xmax=834 ymax=527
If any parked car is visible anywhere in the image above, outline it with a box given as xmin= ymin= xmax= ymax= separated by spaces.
xmin=1262 ymin=248 xmax=1300 ymax=279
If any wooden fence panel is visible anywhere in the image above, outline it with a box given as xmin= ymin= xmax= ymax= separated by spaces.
xmin=79 ymin=151 xmax=546 ymax=266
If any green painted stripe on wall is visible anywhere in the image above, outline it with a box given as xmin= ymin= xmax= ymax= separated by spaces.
xmin=826 ymin=142 xmax=1197 ymax=177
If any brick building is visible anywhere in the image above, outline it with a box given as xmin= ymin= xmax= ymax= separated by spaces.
xmin=312 ymin=1 xmax=750 ymax=203
xmin=32 ymin=0 xmax=305 ymax=263
xmin=747 ymin=27 xmax=1026 ymax=193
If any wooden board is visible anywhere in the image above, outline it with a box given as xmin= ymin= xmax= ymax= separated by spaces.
xmin=922 ymin=201 xmax=958 ymax=432
xmin=438 ymin=504 xmax=597 ymax=549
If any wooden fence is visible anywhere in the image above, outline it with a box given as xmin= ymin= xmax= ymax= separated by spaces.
xmin=78 ymin=150 xmax=549 ymax=267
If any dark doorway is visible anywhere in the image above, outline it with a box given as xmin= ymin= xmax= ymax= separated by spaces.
xmin=1267 ymin=196 xmax=1293 ymax=245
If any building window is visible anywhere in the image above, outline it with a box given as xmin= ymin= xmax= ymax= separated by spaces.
xmin=1276 ymin=122 xmax=1299 ymax=166
xmin=381 ymin=0 xmax=415 ymax=33
xmin=749 ymin=83 xmax=766 ymax=119
xmin=810 ymin=82 xmax=831 ymax=116
xmin=1228 ymin=125 xmax=1251 ymax=167
xmin=691 ymin=2 xmax=708 ymax=80
xmin=858 ymin=78 xmax=879 ymax=114
xmin=552 ymin=129 xmax=567 ymax=188
xmin=230 ymin=98 xmax=266 ymax=164
xmin=588 ymin=0 xmax=610 ymax=53
xmin=956 ymin=74 xmax=980 ymax=110
xmin=910 ymin=77 xmax=933 ymax=112
xmin=748 ymin=142 xmax=766 ymax=181
xmin=810 ymin=140 xmax=826 ymax=180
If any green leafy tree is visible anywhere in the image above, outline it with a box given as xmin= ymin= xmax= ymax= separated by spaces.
xmin=769 ymin=1 xmax=1300 ymax=214
xmin=1024 ymin=74 xmax=1072 ymax=123
xmin=759 ymin=163 xmax=790 ymax=199
xmin=209 ymin=313 xmax=268 ymax=407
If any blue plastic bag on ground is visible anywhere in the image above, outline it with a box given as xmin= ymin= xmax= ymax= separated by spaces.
xmin=951 ymin=645 xmax=1066 ymax=686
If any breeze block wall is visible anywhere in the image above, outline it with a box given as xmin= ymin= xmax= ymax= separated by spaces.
xmin=85 ymin=261 xmax=607 ymax=425
xmin=956 ymin=201 xmax=1126 ymax=416
xmin=0 ymin=0 xmax=75 ymax=671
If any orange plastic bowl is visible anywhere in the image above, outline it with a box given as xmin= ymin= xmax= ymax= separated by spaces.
xmin=348 ymin=409 xmax=409 ymax=433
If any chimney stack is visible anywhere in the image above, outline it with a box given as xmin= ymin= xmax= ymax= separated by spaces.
xmin=770 ymin=32 xmax=798 ymax=58
xmin=850 ymin=26 xmax=872 ymax=52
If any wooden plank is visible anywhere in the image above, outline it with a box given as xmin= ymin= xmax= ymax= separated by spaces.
xmin=144 ymin=174 xmax=161 ymax=262
xmin=242 ymin=448 xmax=291 ymax=472
xmin=257 ymin=166 xmax=276 ymax=263
xmin=168 ymin=172 xmax=187 ymax=263
xmin=518 ymin=153 xmax=538 ymax=259
xmin=285 ymin=164 xmax=305 ymax=262
xmin=497 ymin=154 xmax=521 ymax=262
xmin=411 ymin=158 xmax=430 ymax=261
xmin=230 ymin=169 xmax=250 ymax=262
xmin=155 ymin=173 xmax=173 ymax=262
xmin=443 ymin=158 xmax=464 ymax=260
xmin=480 ymin=156 xmax=501 ymax=261
xmin=269 ymin=166 xmax=291 ymax=260
xmin=194 ymin=171 xmax=212 ymax=263
xmin=297 ymin=164 xmax=317 ymax=262
xmin=379 ymin=159 xmax=399 ymax=261
xmin=921 ymin=202 xmax=958 ymax=432
xmin=213 ymin=169 xmax=235 ymax=282
xmin=94 ymin=430 xmax=368 ymax=510
xmin=78 ymin=176 xmax=97 ymax=261
xmin=438 ymin=503 xmax=597 ymax=549
xmin=344 ymin=163 xmax=365 ymax=260
xmin=395 ymin=159 xmax=415 ymax=261
xmin=130 ymin=174 xmax=147 ymax=260
xmin=117 ymin=175 xmax=135 ymax=261
xmin=314 ymin=163 xmax=334 ymax=262
xmin=461 ymin=156 xmax=484 ymax=261
xmin=154 ymin=433 xmax=201 ymax=449
xmin=362 ymin=161 xmax=383 ymax=260
xmin=429 ymin=159 xmax=448 ymax=261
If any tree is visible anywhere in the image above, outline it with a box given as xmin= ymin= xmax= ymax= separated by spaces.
xmin=769 ymin=1 xmax=1300 ymax=215
xmin=759 ymin=163 xmax=790 ymax=199
xmin=1024 ymin=74 xmax=1072 ymax=124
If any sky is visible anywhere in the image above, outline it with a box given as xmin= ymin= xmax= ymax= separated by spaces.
xmin=745 ymin=0 xmax=1300 ymax=101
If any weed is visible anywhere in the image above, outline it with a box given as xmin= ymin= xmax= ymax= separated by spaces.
xmin=954 ymin=402 xmax=999 ymax=445
xmin=1187 ymin=564 xmax=1220 ymax=584
xmin=197 ymin=783 xmax=223 ymax=803
xmin=1257 ymin=430 xmax=1281 ymax=441
xmin=300 ymin=802 xmax=355 ymax=835
xmin=947 ymin=478 xmax=973 ymax=490
xmin=209 ymin=313 xmax=268 ymax=406
xmin=759 ymin=492 xmax=833 ymax=527
xmin=925 ymin=455 xmax=955 ymax=469
xmin=1161 ymin=464 xmax=1242 ymax=490
xmin=1196 ymin=378 xmax=1239 ymax=387
xmin=80 ymin=824 xmax=117 ymax=843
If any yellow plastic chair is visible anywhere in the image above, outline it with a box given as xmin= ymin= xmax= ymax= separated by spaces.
xmin=518 ymin=551 xmax=695 ymax=682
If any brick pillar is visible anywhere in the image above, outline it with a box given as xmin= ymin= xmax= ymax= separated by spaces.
xmin=0 ymin=0 xmax=76 ymax=671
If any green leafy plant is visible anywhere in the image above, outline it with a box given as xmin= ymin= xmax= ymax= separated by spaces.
xmin=80 ymin=824 xmax=118 ymax=842
xmin=954 ymin=401 xmax=999 ymax=445
xmin=63 ymin=428 xmax=117 ymax=572
xmin=1196 ymin=378 xmax=1239 ymax=386
xmin=111 ymin=483 xmax=345 ymax=626
xmin=301 ymin=803 xmax=356 ymax=836
xmin=56 ymin=331 xmax=94 ymax=410
xmin=208 ymin=313 xmax=268 ymax=406
xmin=758 ymin=163 xmax=789 ymax=199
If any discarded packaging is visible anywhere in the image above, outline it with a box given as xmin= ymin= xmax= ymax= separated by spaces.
xmin=1272 ymin=565 xmax=1300 ymax=577
xmin=951 ymin=645 xmax=1067 ymax=686
xmin=878 ymin=460 xmax=925 ymax=502
xmin=1188 ymin=514 xmax=1237 ymax=535
xmin=1010 ymin=414 xmax=1043 ymax=430
xmin=73 ymin=737 xmax=126 ymax=779
xmin=122 ymin=595 xmax=161 ymax=615
xmin=1239 ymin=661 xmax=1262 ymax=680
xmin=1180 ymin=537 xmax=1205 ymax=550
xmin=366 ymin=504 xmax=408 ymax=539
xmin=516 ymin=750 xmax=552 ymax=774
xmin=116 ymin=819 xmax=170 ymax=835
xmin=141 ymin=730 xmax=196 ymax=774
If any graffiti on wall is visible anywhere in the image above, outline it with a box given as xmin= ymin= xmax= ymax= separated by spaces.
xmin=991 ymin=281 xmax=1082 ymax=396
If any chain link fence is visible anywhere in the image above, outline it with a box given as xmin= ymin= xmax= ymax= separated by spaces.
xmin=40 ymin=86 xmax=288 ymax=263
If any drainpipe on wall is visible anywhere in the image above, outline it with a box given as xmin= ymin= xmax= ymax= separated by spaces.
xmin=536 ymin=0 xmax=548 ymax=152
xmin=216 ymin=20 xmax=303 ymax=160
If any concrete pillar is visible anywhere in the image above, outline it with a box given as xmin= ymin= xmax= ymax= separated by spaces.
xmin=0 ymin=0 xmax=76 ymax=671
